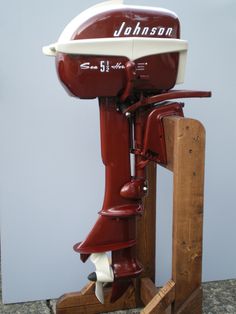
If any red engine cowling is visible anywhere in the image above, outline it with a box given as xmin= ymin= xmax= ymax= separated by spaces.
xmin=43 ymin=1 xmax=187 ymax=99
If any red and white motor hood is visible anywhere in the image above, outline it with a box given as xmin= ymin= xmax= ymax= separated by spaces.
xmin=43 ymin=0 xmax=188 ymax=99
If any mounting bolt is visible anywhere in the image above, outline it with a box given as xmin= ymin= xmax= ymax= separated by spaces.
xmin=125 ymin=112 xmax=131 ymax=118
xmin=143 ymin=186 xmax=148 ymax=192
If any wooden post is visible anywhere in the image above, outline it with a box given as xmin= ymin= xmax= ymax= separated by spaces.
xmin=164 ymin=116 xmax=205 ymax=313
xmin=135 ymin=161 xmax=157 ymax=306
xmin=137 ymin=161 xmax=157 ymax=282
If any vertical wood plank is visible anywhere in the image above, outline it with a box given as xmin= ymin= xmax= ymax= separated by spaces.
xmin=162 ymin=117 xmax=175 ymax=172
xmin=137 ymin=161 xmax=157 ymax=282
xmin=169 ymin=117 xmax=205 ymax=313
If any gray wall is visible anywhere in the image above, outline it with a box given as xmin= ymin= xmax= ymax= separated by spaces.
xmin=0 ymin=0 xmax=235 ymax=303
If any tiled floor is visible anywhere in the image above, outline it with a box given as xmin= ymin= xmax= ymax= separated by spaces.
xmin=1 ymin=279 xmax=236 ymax=313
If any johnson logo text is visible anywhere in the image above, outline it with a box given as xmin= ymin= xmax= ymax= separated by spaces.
xmin=113 ymin=22 xmax=173 ymax=37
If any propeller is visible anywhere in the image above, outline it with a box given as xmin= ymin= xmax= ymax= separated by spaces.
xmin=88 ymin=253 xmax=114 ymax=304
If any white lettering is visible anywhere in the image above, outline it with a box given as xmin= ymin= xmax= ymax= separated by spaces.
xmin=80 ymin=62 xmax=90 ymax=69
xmin=80 ymin=62 xmax=98 ymax=70
xmin=133 ymin=22 xmax=141 ymax=35
xmin=158 ymin=27 xmax=165 ymax=36
xmin=114 ymin=22 xmax=126 ymax=37
xmin=166 ymin=28 xmax=173 ymax=36
xmin=124 ymin=26 xmax=132 ymax=36
xmin=113 ymin=22 xmax=174 ymax=38
xmin=111 ymin=62 xmax=125 ymax=70
xmin=142 ymin=27 xmax=149 ymax=36
xmin=100 ymin=60 xmax=110 ymax=72
xmin=150 ymin=27 xmax=157 ymax=36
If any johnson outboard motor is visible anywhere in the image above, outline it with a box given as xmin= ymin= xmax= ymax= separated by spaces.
xmin=43 ymin=0 xmax=210 ymax=304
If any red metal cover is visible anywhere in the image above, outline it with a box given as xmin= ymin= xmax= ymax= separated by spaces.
xmin=55 ymin=5 xmax=181 ymax=98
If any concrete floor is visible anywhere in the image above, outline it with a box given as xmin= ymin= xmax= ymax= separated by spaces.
xmin=0 ymin=279 xmax=236 ymax=313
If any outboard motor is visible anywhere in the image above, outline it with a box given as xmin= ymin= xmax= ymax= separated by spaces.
xmin=43 ymin=0 xmax=210 ymax=304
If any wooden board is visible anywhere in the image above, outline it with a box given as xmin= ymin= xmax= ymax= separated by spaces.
xmin=163 ymin=116 xmax=205 ymax=313
xmin=136 ymin=162 xmax=157 ymax=283
xmin=176 ymin=288 xmax=202 ymax=314
xmin=56 ymin=282 xmax=136 ymax=314
xmin=140 ymin=278 xmax=159 ymax=306
xmin=141 ymin=280 xmax=175 ymax=314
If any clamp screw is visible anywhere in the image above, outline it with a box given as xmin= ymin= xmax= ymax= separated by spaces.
xmin=125 ymin=112 xmax=131 ymax=118
xmin=143 ymin=186 xmax=148 ymax=192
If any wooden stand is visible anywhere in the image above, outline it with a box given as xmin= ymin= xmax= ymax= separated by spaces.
xmin=56 ymin=116 xmax=205 ymax=314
